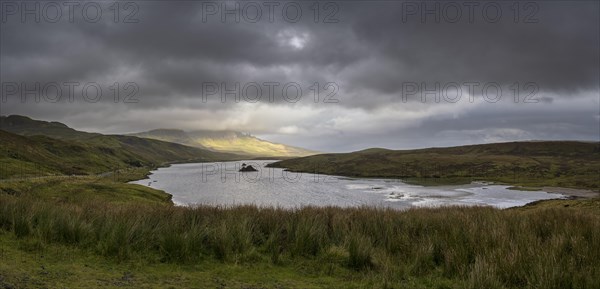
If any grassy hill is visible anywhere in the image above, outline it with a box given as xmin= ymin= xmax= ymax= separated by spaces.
xmin=0 ymin=115 xmax=99 ymax=140
xmin=0 ymin=115 xmax=242 ymax=179
xmin=131 ymin=128 xmax=317 ymax=158
xmin=268 ymin=141 xmax=600 ymax=190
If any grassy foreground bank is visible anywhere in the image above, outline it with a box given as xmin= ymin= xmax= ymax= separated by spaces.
xmin=1 ymin=192 xmax=599 ymax=288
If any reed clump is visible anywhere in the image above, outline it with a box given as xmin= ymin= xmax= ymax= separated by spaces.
xmin=1 ymin=194 xmax=599 ymax=288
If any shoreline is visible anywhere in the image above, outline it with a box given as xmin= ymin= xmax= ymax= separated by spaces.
xmin=130 ymin=164 xmax=595 ymax=210
xmin=540 ymin=186 xmax=600 ymax=199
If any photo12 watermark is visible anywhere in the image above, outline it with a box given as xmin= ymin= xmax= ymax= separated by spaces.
xmin=201 ymin=82 xmax=340 ymax=104
xmin=1 ymin=81 xmax=140 ymax=104
xmin=199 ymin=162 xmax=338 ymax=185
xmin=1 ymin=1 xmax=139 ymax=24
xmin=400 ymin=1 xmax=540 ymax=24
xmin=399 ymin=82 xmax=540 ymax=104
xmin=199 ymin=1 xmax=340 ymax=24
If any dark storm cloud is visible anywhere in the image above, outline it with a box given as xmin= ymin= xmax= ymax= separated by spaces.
xmin=337 ymin=1 xmax=599 ymax=104
xmin=1 ymin=1 xmax=598 ymax=151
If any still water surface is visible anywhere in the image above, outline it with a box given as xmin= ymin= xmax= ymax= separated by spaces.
xmin=130 ymin=161 xmax=565 ymax=209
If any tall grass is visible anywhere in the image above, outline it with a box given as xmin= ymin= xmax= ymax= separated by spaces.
xmin=1 ymin=194 xmax=599 ymax=288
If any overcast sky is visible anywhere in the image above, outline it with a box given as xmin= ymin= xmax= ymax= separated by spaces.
xmin=1 ymin=1 xmax=598 ymax=152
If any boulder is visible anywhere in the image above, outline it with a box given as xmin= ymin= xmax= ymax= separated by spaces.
xmin=239 ymin=164 xmax=258 ymax=172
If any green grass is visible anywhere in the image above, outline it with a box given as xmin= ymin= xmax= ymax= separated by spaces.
xmin=0 ymin=115 xmax=242 ymax=180
xmin=268 ymin=141 xmax=600 ymax=190
xmin=0 ymin=232 xmax=361 ymax=288
xmin=0 ymin=176 xmax=172 ymax=205
xmin=1 ymin=193 xmax=599 ymax=288
xmin=512 ymin=198 xmax=600 ymax=214
xmin=0 ymin=129 xmax=237 ymax=179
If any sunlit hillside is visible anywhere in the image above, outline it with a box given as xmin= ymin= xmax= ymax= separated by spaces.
xmin=131 ymin=129 xmax=317 ymax=158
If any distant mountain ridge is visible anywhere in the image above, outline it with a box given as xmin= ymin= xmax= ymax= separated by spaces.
xmin=0 ymin=115 xmax=242 ymax=178
xmin=130 ymin=129 xmax=317 ymax=158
